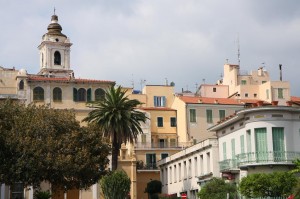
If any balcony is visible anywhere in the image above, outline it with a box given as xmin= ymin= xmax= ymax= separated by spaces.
xmin=134 ymin=142 xmax=192 ymax=149
xmin=219 ymin=159 xmax=238 ymax=172
xmin=219 ymin=151 xmax=300 ymax=171
xmin=237 ymin=151 xmax=300 ymax=168
xmin=136 ymin=161 xmax=158 ymax=170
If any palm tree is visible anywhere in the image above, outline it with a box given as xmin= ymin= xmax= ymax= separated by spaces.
xmin=83 ymin=86 xmax=147 ymax=171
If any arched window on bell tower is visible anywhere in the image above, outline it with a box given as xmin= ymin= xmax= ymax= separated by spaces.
xmin=54 ymin=51 xmax=61 ymax=65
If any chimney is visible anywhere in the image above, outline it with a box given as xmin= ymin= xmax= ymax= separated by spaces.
xmin=279 ymin=64 xmax=282 ymax=81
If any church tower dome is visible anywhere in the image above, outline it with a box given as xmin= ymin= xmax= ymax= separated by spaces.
xmin=38 ymin=13 xmax=73 ymax=77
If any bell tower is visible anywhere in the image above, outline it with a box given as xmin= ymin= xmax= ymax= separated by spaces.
xmin=38 ymin=13 xmax=73 ymax=77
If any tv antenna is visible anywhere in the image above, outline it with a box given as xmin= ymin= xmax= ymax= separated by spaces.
xmin=237 ymin=35 xmax=241 ymax=67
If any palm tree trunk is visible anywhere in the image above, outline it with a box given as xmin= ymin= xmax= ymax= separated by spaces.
xmin=111 ymin=133 xmax=120 ymax=171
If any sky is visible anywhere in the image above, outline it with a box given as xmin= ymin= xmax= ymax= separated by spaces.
xmin=0 ymin=0 xmax=300 ymax=95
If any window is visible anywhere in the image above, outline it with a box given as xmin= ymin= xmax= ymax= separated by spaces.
xmin=245 ymin=93 xmax=248 ymax=97
xmin=174 ymin=165 xmax=177 ymax=182
xmin=170 ymin=139 xmax=176 ymax=147
xmin=207 ymin=152 xmax=211 ymax=173
xmin=53 ymin=87 xmax=62 ymax=101
xmin=179 ymin=163 xmax=182 ymax=181
xmin=246 ymin=130 xmax=252 ymax=153
xmin=169 ymin=166 xmax=172 ymax=183
xmin=200 ymin=155 xmax=204 ymax=174
xmin=146 ymin=153 xmax=156 ymax=169
xmin=183 ymin=161 xmax=187 ymax=179
xmin=272 ymin=127 xmax=285 ymax=161
xmin=141 ymin=134 xmax=146 ymax=143
xmin=241 ymin=80 xmax=247 ymax=85
xmin=219 ymin=110 xmax=225 ymax=120
xmin=54 ymin=51 xmax=61 ymax=65
xmin=11 ymin=183 xmax=24 ymax=199
xmin=240 ymin=135 xmax=245 ymax=154
xmin=157 ymin=117 xmax=163 ymax=127
xmin=206 ymin=109 xmax=213 ymax=123
xmin=170 ymin=117 xmax=176 ymax=127
xmin=231 ymin=139 xmax=235 ymax=158
xmin=19 ymin=80 xmax=24 ymax=90
xmin=33 ymin=86 xmax=44 ymax=101
xmin=223 ymin=142 xmax=227 ymax=160
xmin=266 ymin=89 xmax=270 ymax=99
xmin=262 ymin=81 xmax=267 ymax=84
xmin=194 ymin=157 xmax=198 ymax=176
xmin=161 ymin=153 xmax=168 ymax=159
xmin=255 ymin=128 xmax=268 ymax=161
xmin=189 ymin=109 xmax=196 ymax=122
xmin=78 ymin=88 xmax=86 ymax=102
xmin=278 ymin=88 xmax=283 ymax=99
xmin=95 ymin=88 xmax=105 ymax=101
xmin=254 ymin=93 xmax=257 ymax=98
xmin=154 ymin=96 xmax=166 ymax=107
xmin=213 ymin=87 xmax=216 ymax=92
xmin=188 ymin=159 xmax=192 ymax=178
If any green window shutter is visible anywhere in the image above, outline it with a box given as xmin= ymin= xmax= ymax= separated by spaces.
xmin=255 ymin=128 xmax=267 ymax=161
xmin=240 ymin=135 xmax=245 ymax=154
xmin=206 ymin=109 xmax=213 ymax=123
xmin=223 ymin=142 xmax=227 ymax=160
xmin=272 ymin=127 xmax=285 ymax=161
xmin=87 ymin=88 xmax=92 ymax=102
xmin=231 ymin=139 xmax=235 ymax=158
xmin=73 ymin=88 xmax=78 ymax=102
xmin=246 ymin=130 xmax=252 ymax=153
xmin=190 ymin=109 xmax=196 ymax=122
xmin=219 ymin=110 xmax=225 ymax=121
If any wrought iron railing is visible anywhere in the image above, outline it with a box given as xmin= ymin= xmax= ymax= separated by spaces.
xmin=136 ymin=161 xmax=158 ymax=170
xmin=219 ymin=151 xmax=300 ymax=171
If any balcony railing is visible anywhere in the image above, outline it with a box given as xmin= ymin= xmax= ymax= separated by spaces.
xmin=134 ymin=142 xmax=192 ymax=149
xmin=220 ymin=151 xmax=300 ymax=171
xmin=136 ymin=162 xmax=158 ymax=170
xmin=219 ymin=159 xmax=238 ymax=171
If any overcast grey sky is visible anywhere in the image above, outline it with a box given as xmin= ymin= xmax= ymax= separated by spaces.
xmin=1 ymin=0 xmax=300 ymax=95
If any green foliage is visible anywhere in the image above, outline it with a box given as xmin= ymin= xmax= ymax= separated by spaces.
xmin=34 ymin=190 xmax=51 ymax=199
xmin=100 ymin=170 xmax=131 ymax=199
xmin=198 ymin=177 xmax=236 ymax=199
xmin=145 ymin=180 xmax=162 ymax=195
xmin=83 ymin=86 xmax=147 ymax=171
xmin=0 ymin=100 xmax=110 ymax=189
xmin=239 ymin=172 xmax=297 ymax=198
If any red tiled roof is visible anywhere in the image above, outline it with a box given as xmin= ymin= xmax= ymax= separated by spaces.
xmin=27 ymin=76 xmax=115 ymax=83
xmin=179 ymin=96 xmax=265 ymax=105
xmin=139 ymin=107 xmax=176 ymax=111
xmin=291 ymin=96 xmax=300 ymax=102
xmin=179 ymin=96 xmax=241 ymax=105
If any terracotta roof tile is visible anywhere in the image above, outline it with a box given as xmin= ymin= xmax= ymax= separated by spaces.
xmin=291 ymin=96 xmax=300 ymax=102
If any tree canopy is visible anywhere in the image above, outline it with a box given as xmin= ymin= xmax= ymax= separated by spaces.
xmin=198 ymin=177 xmax=237 ymax=199
xmin=0 ymin=100 xmax=110 ymax=190
xmin=83 ymin=86 xmax=147 ymax=170
xmin=239 ymin=172 xmax=297 ymax=198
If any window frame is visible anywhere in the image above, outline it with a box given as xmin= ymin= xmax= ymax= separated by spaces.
xmin=189 ymin=109 xmax=196 ymax=123
xmin=206 ymin=109 xmax=213 ymax=123
xmin=33 ymin=86 xmax=44 ymax=101
xmin=157 ymin=117 xmax=163 ymax=127
xmin=53 ymin=87 xmax=62 ymax=102
xmin=170 ymin=117 xmax=177 ymax=127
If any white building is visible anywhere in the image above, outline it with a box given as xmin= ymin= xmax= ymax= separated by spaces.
xmin=157 ymin=138 xmax=219 ymax=199
xmin=209 ymin=105 xmax=300 ymax=183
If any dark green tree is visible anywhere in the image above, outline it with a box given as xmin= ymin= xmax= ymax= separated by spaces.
xmin=83 ymin=86 xmax=147 ymax=171
xmin=0 ymin=100 xmax=110 ymax=190
xmin=239 ymin=172 xmax=297 ymax=198
xmin=144 ymin=180 xmax=162 ymax=199
xmin=198 ymin=177 xmax=237 ymax=199
xmin=100 ymin=170 xmax=131 ymax=199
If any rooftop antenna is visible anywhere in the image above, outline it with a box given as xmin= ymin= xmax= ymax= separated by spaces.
xmin=237 ymin=35 xmax=241 ymax=67
xmin=202 ymin=78 xmax=205 ymax=84
xmin=165 ymin=78 xmax=168 ymax=86
xmin=140 ymin=79 xmax=146 ymax=91
xmin=131 ymin=74 xmax=134 ymax=88
xmin=54 ymin=7 xmax=56 ymax=15
xmin=195 ymin=83 xmax=198 ymax=93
